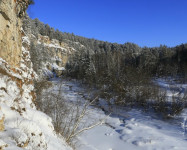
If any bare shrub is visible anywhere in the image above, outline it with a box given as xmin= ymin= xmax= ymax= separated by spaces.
xmin=34 ymin=79 xmax=52 ymax=110
xmin=170 ymin=86 xmax=187 ymax=116
xmin=35 ymin=80 xmax=104 ymax=145
xmin=150 ymin=84 xmax=187 ymax=117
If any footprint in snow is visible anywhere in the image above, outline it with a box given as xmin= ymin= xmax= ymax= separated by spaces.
xmin=115 ymin=129 xmax=123 ymax=134
xmin=130 ymin=118 xmax=135 ymax=122
xmin=125 ymin=125 xmax=133 ymax=130
xmin=132 ymin=138 xmax=155 ymax=146
xmin=132 ymin=122 xmax=138 ymax=126
xmin=105 ymin=133 xmax=113 ymax=136
xmin=124 ymin=128 xmax=132 ymax=134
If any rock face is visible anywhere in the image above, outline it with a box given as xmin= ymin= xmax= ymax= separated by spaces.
xmin=0 ymin=109 xmax=4 ymax=132
xmin=0 ymin=0 xmax=30 ymax=134
xmin=0 ymin=1 xmax=72 ymax=150
xmin=28 ymin=34 xmax=76 ymax=78
xmin=0 ymin=0 xmax=48 ymax=149
xmin=0 ymin=0 xmax=29 ymax=67
xmin=38 ymin=34 xmax=74 ymax=67
xmin=22 ymin=15 xmax=82 ymax=77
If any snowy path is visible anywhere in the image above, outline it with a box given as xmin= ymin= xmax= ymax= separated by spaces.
xmin=52 ymin=79 xmax=187 ymax=150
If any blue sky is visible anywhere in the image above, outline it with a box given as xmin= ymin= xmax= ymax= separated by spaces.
xmin=28 ymin=0 xmax=187 ymax=47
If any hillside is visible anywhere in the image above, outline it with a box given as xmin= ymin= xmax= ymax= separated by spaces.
xmin=20 ymin=14 xmax=187 ymax=150
xmin=23 ymin=16 xmax=187 ymax=79
xmin=0 ymin=0 xmax=71 ymax=149
xmin=0 ymin=0 xmax=187 ymax=150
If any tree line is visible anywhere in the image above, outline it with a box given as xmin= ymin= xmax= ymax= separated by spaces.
xmin=23 ymin=16 xmax=187 ymax=116
xmin=23 ymin=16 xmax=187 ymax=78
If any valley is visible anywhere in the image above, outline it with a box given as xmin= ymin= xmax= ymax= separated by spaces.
xmin=48 ymin=77 xmax=187 ymax=150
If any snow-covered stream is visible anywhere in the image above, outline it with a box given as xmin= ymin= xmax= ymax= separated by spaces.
xmin=51 ymin=78 xmax=187 ymax=150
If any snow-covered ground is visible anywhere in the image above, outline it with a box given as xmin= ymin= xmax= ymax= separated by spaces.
xmin=0 ymin=35 xmax=72 ymax=150
xmin=51 ymin=78 xmax=187 ymax=150
xmin=154 ymin=78 xmax=187 ymax=97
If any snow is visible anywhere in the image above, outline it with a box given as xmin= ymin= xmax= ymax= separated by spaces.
xmin=153 ymin=78 xmax=187 ymax=102
xmin=0 ymin=71 xmax=71 ymax=150
xmin=52 ymin=63 xmax=65 ymax=71
xmin=0 ymin=35 xmax=72 ymax=150
xmin=1 ymin=31 xmax=186 ymax=150
xmin=22 ymin=36 xmax=30 ymax=46
xmin=37 ymin=39 xmax=67 ymax=53
xmin=51 ymin=78 xmax=187 ymax=150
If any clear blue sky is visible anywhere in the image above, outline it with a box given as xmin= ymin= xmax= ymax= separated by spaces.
xmin=28 ymin=0 xmax=187 ymax=47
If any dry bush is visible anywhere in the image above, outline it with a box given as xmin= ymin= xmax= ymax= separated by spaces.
xmin=34 ymin=79 xmax=52 ymax=110
xmin=35 ymin=81 xmax=104 ymax=145
xmin=150 ymin=84 xmax=187 ymax=117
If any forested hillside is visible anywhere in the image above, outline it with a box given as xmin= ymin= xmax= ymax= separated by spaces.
xmin=23 ymin=16 xmax=187 ymax=117
xmin=1 ymin=0 xmax=186 ymax=149
xmin=24 ymin=17 xmax=187 ymax=78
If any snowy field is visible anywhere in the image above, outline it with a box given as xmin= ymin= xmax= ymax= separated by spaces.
xmin=51 ymin=78 xmax=187 ymax=150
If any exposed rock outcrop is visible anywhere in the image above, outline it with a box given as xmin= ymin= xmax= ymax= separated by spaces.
xmin=26 ymin=33 xmax=77 ymax=78
xmin=0 ymin=109 xmax=4 ymax=132
xmin=0 ymin=1 xmax=72 ymax=150
xmin=22 ymin=15 xmax=84 ymax=78
xmin=0 ymin=0 xmax=29 ymax=67
xmin=37 ymin=35 xmax=72 ymax=68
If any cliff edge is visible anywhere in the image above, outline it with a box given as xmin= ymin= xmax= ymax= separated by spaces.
xmin=0 ymin=1 xmax=71 ymax=149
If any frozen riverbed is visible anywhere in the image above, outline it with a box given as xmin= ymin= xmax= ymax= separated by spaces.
xmin=51 ymin=78 xmax=187 ymax=150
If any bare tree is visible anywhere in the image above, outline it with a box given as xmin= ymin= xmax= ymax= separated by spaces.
xmin=36 ymin=80 xmax=106 ymax=145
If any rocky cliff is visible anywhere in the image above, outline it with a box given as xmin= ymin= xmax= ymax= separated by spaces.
xmin=0 ymin=0 xmax=29 ymax=67
xmin=21 ymin=14 xmax=88 ymax=78
xmin=0 ymin=1 xmax=71 ymax=149
xmin=36 ymin=34 xmax=76 ymax=77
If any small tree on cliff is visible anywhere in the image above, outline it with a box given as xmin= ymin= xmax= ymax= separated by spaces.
xmin=28 ymin=0 xmax=35 ymax=5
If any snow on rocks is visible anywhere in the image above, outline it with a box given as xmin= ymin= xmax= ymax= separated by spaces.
xmin=52 ymin=63 xmax=65 ymax=71
xmin=0 ymin=35 xmax=72 ymax=150
xmin=0 ymin=139 xmax=8 ymax=149
xmin=0 ymin=109 xmax=5 ymax=132
xmin=9 ymin=128 xmax=28 ymax=148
